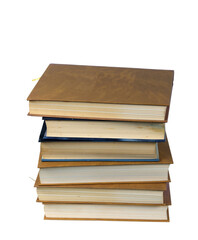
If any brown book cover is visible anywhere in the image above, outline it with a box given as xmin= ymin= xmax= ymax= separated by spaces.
xmin=38 ymin=137 xmax=173 ymax=168
xmin=27 ymin=64 xmax=174 ymax=122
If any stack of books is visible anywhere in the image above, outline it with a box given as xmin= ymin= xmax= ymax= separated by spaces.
xmin=27 ymin=64 xmax=174 ymax=222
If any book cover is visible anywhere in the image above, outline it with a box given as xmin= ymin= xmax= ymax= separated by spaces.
xmin=27 ymin=64 xmax=174 ymax=122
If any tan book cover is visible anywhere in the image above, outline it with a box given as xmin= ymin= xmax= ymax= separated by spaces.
xmin=28 ymin=64 xmax=174 ymax=106
xmin=27 ymin=64 xmax=174 ymax=122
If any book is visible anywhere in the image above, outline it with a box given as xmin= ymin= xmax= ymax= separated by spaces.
xmin=38 ymin=137 xmax=173 ymax=168
xmin=40 ymin=140 xmax=159 ymax=162
xmin=35 ymin=174 xmax=168 ymax=190
xmin=36 ymin=182 xmax=171 ymax=206
xmin=43 ymin=204 xmax=170 ymax=221
xmin=27 ymin=64 xmax=174 ymax=122
xmin=40 ymin=119 xmax=165 ymax=141
xmin=39 ymin=164 xmax=170 ymax=185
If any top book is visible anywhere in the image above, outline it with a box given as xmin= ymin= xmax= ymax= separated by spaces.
xmin=27 ymin=64 xmax=174 ymax=122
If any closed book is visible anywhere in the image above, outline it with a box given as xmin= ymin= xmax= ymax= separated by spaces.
xmin=38 ymin=164 xmax=171 ymax=185
xmin=36 ymin=182 xmax=171 ymax=206
xmin=43 ymin=204 xmax=170 ymax=222
xmin=38 ymin=137 xmax=172 ymax=168
xmin=35 ymin=175 xmax=168 ymax=191
xmin=27 ymin=64 xmax=174 ymax=122
xmin=39 ymin=119 xmax=165 ymax=142
xmin=40 ymin=137 xmax=159 ymax=163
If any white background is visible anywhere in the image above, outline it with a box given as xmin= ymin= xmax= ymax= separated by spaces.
xmin=1 ymin=0 xmax=198 ymax=239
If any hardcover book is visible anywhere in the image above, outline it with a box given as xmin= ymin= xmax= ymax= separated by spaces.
xmin=35 ymin=174 xmax=168 ymax=190
xmin=27 ymin=64 xmax=174 ymax=122
xmin=43 ymin=204 xmax=170 ymax=222
xmin=40 ymin=141 xmax=159 ymax=162
xmin=36 ymin=181 xmax=171 ymax=206
xmin=39 ymin=119 xmax=165 ymax=142
xmin=38 ymin=136 xmax=173 ymax=168
xmin=38 ymin=164 xmax=171 ymax=185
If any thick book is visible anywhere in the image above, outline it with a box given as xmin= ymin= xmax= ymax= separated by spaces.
xmin=40 ymin=137 xmax=159 ymax=162
xmin=43 ymin=204 xmax=170 ymax=222
xmin=35 ymin=174 xmax=168 ymax=190
xmin=39 ymin=119 xmax=165 ymax=142
xmin=38 ymin=137 xmax=173 ymax=168
xmin=36 ymin=181 xmax=171 ymax=206
xmin=27 ymin=64 xmax=174 ymax=122
xmin=38 ymin=164 xmax=170 ymax=185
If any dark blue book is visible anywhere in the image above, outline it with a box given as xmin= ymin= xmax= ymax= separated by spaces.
xmin=39 ymin=119 xmax=165 ymax=143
